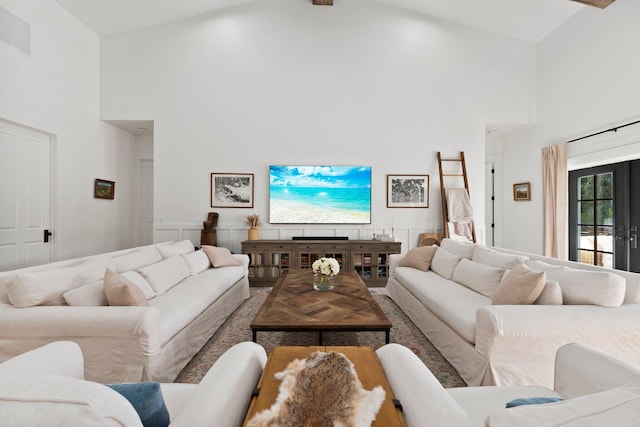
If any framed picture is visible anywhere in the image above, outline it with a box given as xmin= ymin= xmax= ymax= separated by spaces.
xmin=513 ymin=182 xmax=531 ymax=201
xmin=211 ymin=173 xmax=254 ymax=208
xmin=387 ymin=174 xmax=429 ymax=208
xmin=94 ymin=179 xmax=115 ymax=200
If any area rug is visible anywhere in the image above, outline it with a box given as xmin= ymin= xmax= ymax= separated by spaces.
xmin=175 ymin=287 xmax=465 ymax=388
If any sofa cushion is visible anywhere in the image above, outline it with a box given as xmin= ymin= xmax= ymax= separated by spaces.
xmin=430 ymin=248 xmax=462 ymax=280
xmin=472 ymin=246 xmax=528 ymax=269
xmin=114 ymin=247 xmax=163 ymax=273
xmin=440 ymin=238 xmax=476 ymax=259
xmin=399 ymin=246 xmax=438 ymax=271
xmin=527 ymin=260 xmax=626 ymax=307
xmin=121 ymin=271 xmax=156 ymax=299
xmin=78 ymin=256 xmax=116 ymax=284
xmin=534 ymin=280 xmax=563 ymax=305
xmin=492 ymin=263 xmax=545 ymax=305
xmin=394 ymin=267 xmax=489 ymax=343
xmin=6 ymin=267 xmax=85 ymax=308
xmin=157 ymin=240 xmax=195 ymax=258
xmin=149 ymin=266 xmax=245 ymax=344
xmin=63 ymin=280 xmax=107 ymax=306
xmin=138 ymin=255 xmax=190 ymax=296
xmin=452 ymin=258 xmax=505 ymax=298
xmin=181 ymin=249 xmax=211 ymax=276
xmin=104 ymin=269 xmax=149 ymax=306
xmin=202 ymin=246 xmax=242 ymax=268
xmin=0 ymin=370 xmax=143 ymax=426
xmin=107 ymin=382 xmax=169 ymax=427
xmin=486 ymin=379 xmax=640 ymax=426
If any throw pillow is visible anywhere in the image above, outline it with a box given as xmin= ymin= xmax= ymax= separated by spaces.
xmin=534 ymin=280 xmax=563 ymax=305
xmin=103 ymin=269 xmax=149 ymax=306
xmin=106 ymin=382 xmax=170 ymax=427
xmin=121 ymin=271 xmax=156 ymax=299
xmin=429 ymin=247 xmax=462 ymax=280
xmin=114 ymin=247 xmax=163 ymax=273
xmin=137 ymin=255 xmax=190 ymax=296
xmin=157 ymin=239 xmax=195 ymax=258
xmin=492 ymin=263 xmax=546 ymax=305
xmin=398 ymin=245 xmax=438 ymax=271
xmin=202 ymin=245 xmax=242 ymax=268
xmin=6 ymin=267 xmax=85 ymax=308
xmin=452 ymin=258 xmax=505 ymax=297
xmin=505 ymin=397 xmax=564 ymax=408
xmin=181 ymin=249 xmax=211 ymax=275
xmin=63 ymin=280 xmax=108 ymax=306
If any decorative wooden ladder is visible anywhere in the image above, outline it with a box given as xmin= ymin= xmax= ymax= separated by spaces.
xmin=437 ymin=151 xmax=476 ymax=243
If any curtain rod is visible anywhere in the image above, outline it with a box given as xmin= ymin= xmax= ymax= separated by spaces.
xmin=567 ymin=119 xmax=640 ymax=143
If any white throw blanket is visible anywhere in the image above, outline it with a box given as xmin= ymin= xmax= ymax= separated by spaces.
xmin=445 ymin=188 xmax=474 ymax=222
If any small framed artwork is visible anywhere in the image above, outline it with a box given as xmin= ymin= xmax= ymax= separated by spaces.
xmin=513 ymin=182 xmax=531 ymax=201
xmin=94 ymin=179 xmax=115 ymax=200
xmin=387 ymin=174 xmax=429 ymax=208
xmin=211 ymin=173 xmax=254 ymax=208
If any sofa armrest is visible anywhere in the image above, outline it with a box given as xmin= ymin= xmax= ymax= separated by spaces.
xmin=555 ymin=343 xmax=640 ymax=398
xmin=232 ymin=253 xmax=250 ymax=277
xmin=169 ymin=341 xmax=267 ymax=427
xmin=376 ymin=344 xmax=474 ymax=427
xmin=0 ymin=341 xmax=84 ymax=379
xmin=475 ymin=304 xmax=640 ymax=387
xmin=388 ymin=253 xmax=404 ymax=276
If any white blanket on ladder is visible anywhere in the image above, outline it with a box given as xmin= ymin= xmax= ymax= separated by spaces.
xmin=445 ymin=188 xmax=474 ymax=241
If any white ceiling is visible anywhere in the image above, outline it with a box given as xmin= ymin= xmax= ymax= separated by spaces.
xmin=55 ymin=0 xmax=583 ymax=43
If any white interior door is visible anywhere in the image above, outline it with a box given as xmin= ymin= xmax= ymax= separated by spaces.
xmin=139 ymin=159 xmax=154 ymax=246
xmin=0 ymin=119 xmax=52 ymax=271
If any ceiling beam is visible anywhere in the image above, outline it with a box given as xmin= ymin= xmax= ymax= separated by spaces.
xmin=312 ymin=0 xmax=333 ymax=5
xmin=569 ymin=0 xmax=615 ymax=8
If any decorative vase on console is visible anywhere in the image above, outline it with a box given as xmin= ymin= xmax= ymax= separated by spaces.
xmin=246 ymin=214 xmax=260 ymax=241
xmin=312 ymin=257 xmax=340 ymax=291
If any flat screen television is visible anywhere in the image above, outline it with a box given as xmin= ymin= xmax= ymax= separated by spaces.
xmin=269 ymin=165 xmax=371 ymax=224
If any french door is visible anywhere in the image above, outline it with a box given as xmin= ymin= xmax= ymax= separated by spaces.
xmin=569 ymin=160 xmax=640 ymax=273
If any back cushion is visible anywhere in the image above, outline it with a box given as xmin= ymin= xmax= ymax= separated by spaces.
xmin=527 ymin=261 xmax=626 ymax=307
xmin=157 ymin=240 xmax=195 ymax=258
xmin=0 ymin=370 xmax=143 ymax=426
xmin=430 ymin=248 xmax=462 ymax=280
xmin=138 ymin=255 xmax=189 ymax=295
xmin=78 ymin=256 xmax=116 ymax=284
xmin=63 ymin=280 xmax=108 ymax=306
xmin=181 ymin=249 xmax=211 ymax=276
xmin=440 ymin=238 xmax=476 ymax=259
xmin=121 ymin=271 xmax=156 ymax=299
xmin=452 ymin=258 xmax=505 ymax=297
xmin=534 ymin=280 xmax=563 ymax=305
xmin=114 ymin=247 xmax=162 ymax=273
xmin=6 ymin=267 xmax=85 ymax=308
xmin=472 ymin=246 xmax=528 ymax=269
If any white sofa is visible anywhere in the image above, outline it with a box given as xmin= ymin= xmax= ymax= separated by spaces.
xmin=377 ymin=342 xmax=640 ymax=427
xmin=0 ymin=340 xmax=266 ymax=427
xmin=385 ymin=238 xmax=640 ymax=387
xmin=0 ymin=241 xmax=250 ymax=383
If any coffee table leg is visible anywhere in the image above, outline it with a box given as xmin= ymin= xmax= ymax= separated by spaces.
xmin=385 ymin=330 xmax=390 ymax=344
xmin=252 ymin=329 xmax=257 ymax=343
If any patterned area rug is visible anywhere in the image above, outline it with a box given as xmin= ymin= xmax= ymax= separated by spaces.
xmin=175 ymin=287 xmax=465 ymax=388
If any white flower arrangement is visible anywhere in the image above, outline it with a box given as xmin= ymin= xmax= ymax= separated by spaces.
xmin=312 ymin=257 xmax=340 ymax=276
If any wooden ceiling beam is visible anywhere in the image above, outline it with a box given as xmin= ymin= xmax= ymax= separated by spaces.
xmin=569 ymin=0 xmax=615 ymax=9
xmin=312 ymin=0 xmax=333 ymax=5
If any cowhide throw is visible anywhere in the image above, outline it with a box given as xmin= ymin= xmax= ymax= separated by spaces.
xmin=248 ymin=351 xmax=386 ymax=427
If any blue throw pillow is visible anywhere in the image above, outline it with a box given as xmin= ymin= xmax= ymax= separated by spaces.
xmin=107 ymin=381 xmax=170 ymax=427
xmin=506 ymin=396 xmax=565 ymax=408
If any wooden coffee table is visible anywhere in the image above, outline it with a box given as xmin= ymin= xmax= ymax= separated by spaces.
xmin=243 ymin=346 xmax=406 ymax=426
xmin=250 ymin=269 xmax=392 ymax=344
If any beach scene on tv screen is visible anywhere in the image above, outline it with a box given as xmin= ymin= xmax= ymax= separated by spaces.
xmin=270 ymin=166 xmax=371 ymax=224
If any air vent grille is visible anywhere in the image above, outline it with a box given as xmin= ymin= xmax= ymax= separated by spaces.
xmin=0 ymin=6 xmax=30 ymax=55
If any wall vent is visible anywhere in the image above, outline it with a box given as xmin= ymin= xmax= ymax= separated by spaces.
xmin=0 ymin=6 xmax=30 ymax=55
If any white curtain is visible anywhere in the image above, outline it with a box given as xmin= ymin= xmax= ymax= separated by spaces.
xmin=542 ymin=143 xmax=568 ymax=259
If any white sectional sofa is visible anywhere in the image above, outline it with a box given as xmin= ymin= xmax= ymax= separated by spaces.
xmin=0 ymin=340 xmax=266 ymax=427
xmin=385 ymin=238 xmax=640 ymax=388
xmin=377 ymin=342 xmax=640 ymax=427
xmin=0 ymin=241 xmax=250 ymax=384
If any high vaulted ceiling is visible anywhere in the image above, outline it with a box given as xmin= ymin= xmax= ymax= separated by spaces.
xmin=55 ymin=0 xmax=587 ymax=43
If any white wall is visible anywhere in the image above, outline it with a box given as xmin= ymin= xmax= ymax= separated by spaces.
xmin=100 ymin=0 xmax=535 ymax=253
xmin=498 ymin=0 xmax=640 ymax=256
xmin=0 ymin=0 xmax=139 ymax=261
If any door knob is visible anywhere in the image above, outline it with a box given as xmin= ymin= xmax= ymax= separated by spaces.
xmin=43 ymin=229 xmax=52 ymax=243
